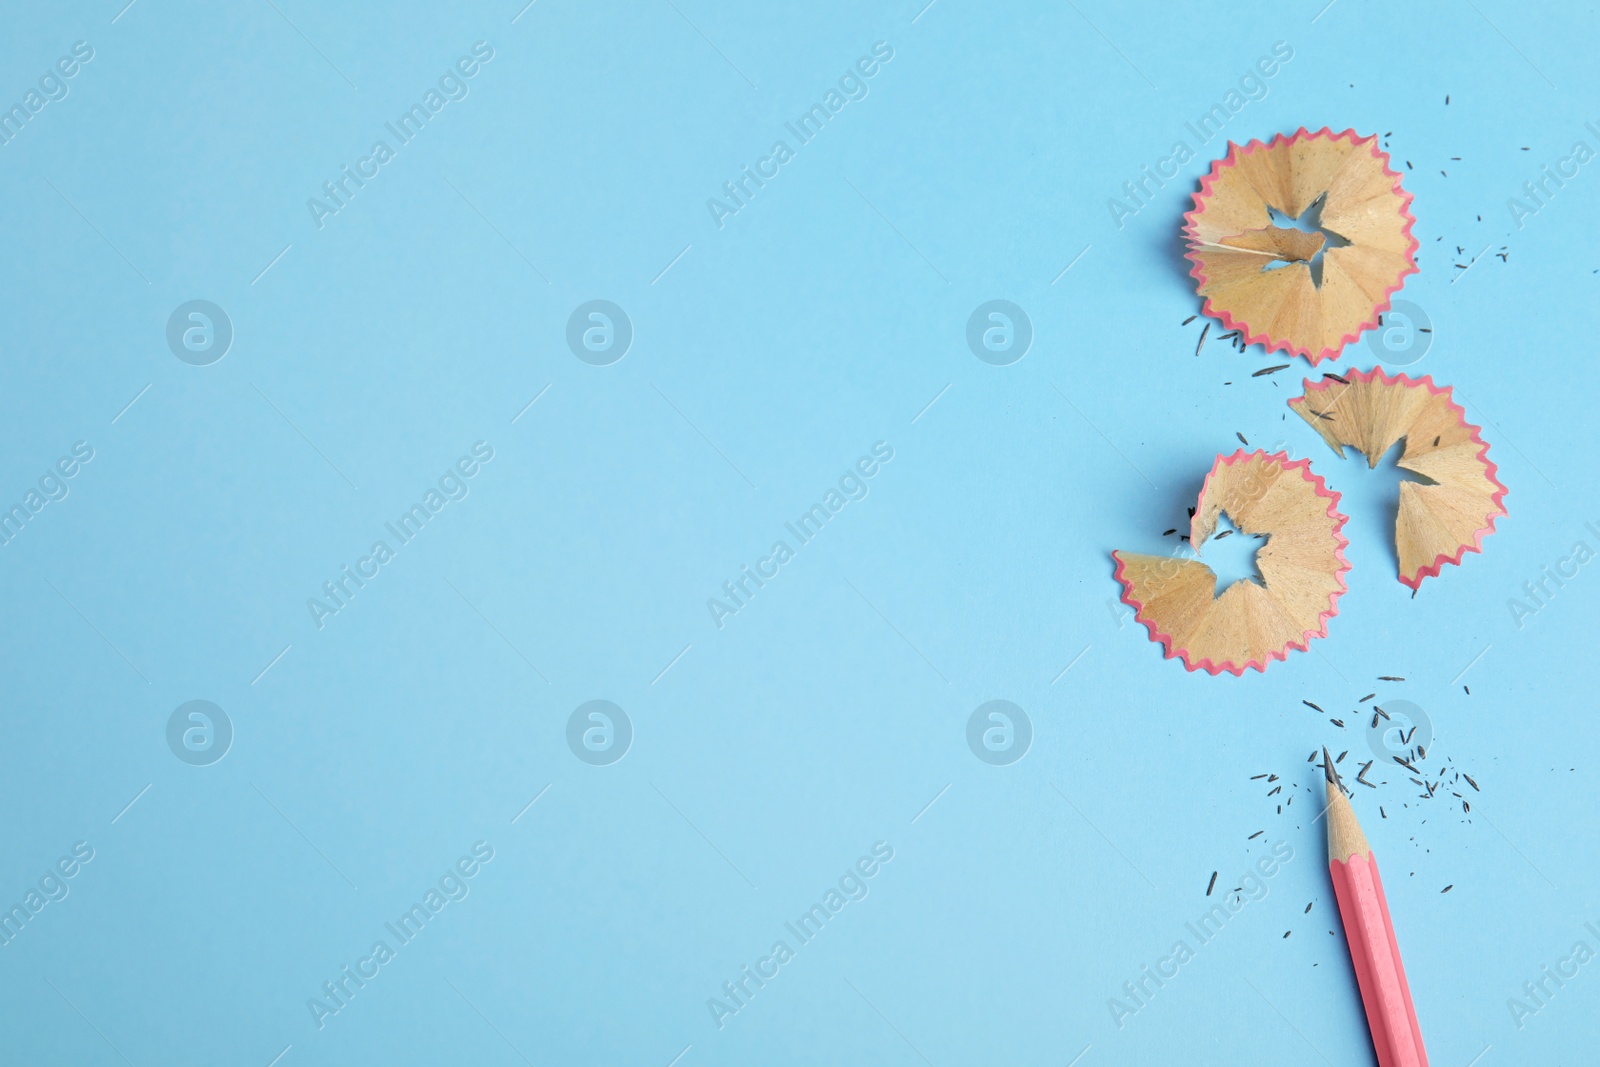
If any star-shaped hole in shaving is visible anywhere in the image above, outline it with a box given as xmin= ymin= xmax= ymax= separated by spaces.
xmin=1289 ymin=368 xmax=1508 ymax=589
xmin=1184 ymin=128 xmax=1418 ymax=364
xmin=1258 ymin=197 xmax=1353 ymax=287
xmin=1112 ymin=451 xmax=1351 ymax=676
xmin=1200 ymin=511 xmax=1268 ymax=596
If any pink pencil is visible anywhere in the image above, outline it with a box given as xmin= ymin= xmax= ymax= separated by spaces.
xmin=1324 ymin=747 xmax=1429 ymax=1066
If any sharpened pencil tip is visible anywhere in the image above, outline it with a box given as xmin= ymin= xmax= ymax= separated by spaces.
xmin=1322 ymin=746 xmax=1341 ymax=788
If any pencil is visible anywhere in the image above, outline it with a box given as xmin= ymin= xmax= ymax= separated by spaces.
xmin=1324 ymin=747 xmax=1429 ymax=1066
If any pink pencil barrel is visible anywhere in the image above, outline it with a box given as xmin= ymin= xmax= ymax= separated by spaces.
xmin=1329 ymin=851 xmax=1428 ymax=1067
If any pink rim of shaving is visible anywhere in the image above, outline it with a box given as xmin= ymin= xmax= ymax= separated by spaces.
xmin=1183 ymin=127 xmax=1420 ymax=365
xmin=1112 ymin=450 xmax=1351 ymax=677
xmin=1293 ymin=366 xmax=1509 ymax=589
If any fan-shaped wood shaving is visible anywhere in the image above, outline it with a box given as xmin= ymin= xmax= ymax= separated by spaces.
xmin=1289 ymin=367 xmax=1508 ymax=589
xmin=1113 ymin=451 xmax=1350 ymax=675
xmin=1184 ymin=128 xmax=1419 ymax=364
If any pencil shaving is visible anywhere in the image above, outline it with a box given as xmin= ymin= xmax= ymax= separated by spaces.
xmin=1289 ymin=367 xmax=1508 ymax=588
xmin=1184 ymin=128 xmax=1419 ymax=364
xmin=1113 ymin=451 xmax=1350 ymax=676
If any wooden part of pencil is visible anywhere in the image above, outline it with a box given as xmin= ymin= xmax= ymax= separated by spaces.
xmin=1326 ymin=776 xmax=1371 ymax=863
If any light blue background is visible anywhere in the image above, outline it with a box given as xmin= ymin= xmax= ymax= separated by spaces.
xmin=1 ymin=1 xmax=1597 ymax=1064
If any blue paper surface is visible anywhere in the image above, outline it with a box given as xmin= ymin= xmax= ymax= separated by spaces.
xmin=1 ymin=1 xmax=1597 ymax=1063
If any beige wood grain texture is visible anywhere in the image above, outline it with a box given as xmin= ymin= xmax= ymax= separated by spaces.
xmin=1114 ymin=452 xmax=1346 ymax=671
xmin=1325 ymin=780 xmax=1371 ymax=863
xmin=1187 ymin=131 xmax=1414 ymax=359
xmin=1290 ymin=372 xmax=1506 ymax=585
